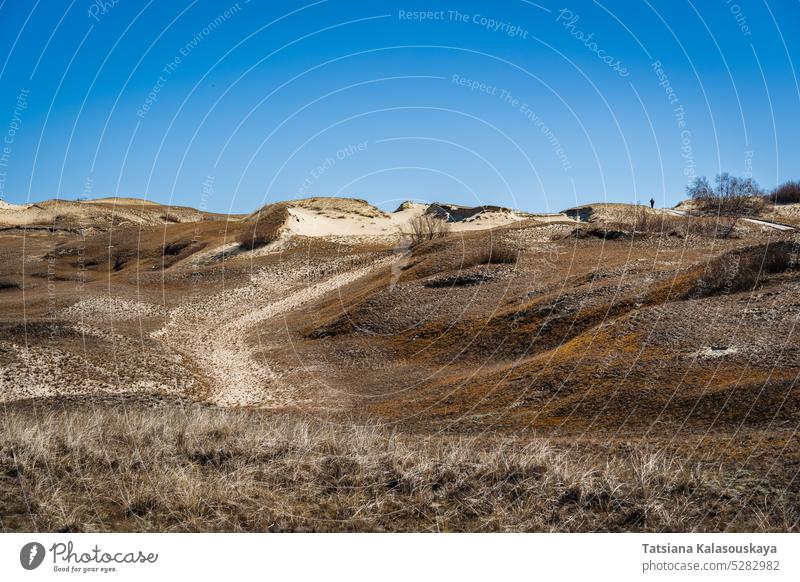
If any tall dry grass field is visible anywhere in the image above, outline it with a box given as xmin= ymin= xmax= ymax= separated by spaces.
xmin=2 ymin=403 xmax=796 ymax=532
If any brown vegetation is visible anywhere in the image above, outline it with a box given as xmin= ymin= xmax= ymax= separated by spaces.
xmin=4 ymin=403 xmax=793 ymax=532
xmin=689 ymin=240 xmax=798 ymax=298
xmin=460 ymin=241 xmax=519 ymax=268
xmin=768 ymin=181 xmax=800 ymax=205
xmin=236 ymin=205 xmax=289 ymax=250
xmin=687 ymin=173 xmax=765 ymax=217
xmin=585 ymin=206 xmax=740 ymax=239
xmin=37 ymin=220 xmax=233 ymax=275
xmin=693 ymin=195 xmax=764 ymax=217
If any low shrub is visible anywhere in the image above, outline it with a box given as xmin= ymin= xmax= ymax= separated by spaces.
xmin=460 ymin=243 xmax=519 ymax=268
xmin=681 ymin=215 xmax=739 ymax=238
xmin=689 ymin=240 xmax=798 ymax=298
xmin=161 ymin=240 xmax=208 ymax=268
xmin=693 ymin=195 xmax=764 ymax=217
xmin=568 ymin=227 xmax=629 ymax=240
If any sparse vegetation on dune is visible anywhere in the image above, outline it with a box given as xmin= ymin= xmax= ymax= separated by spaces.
xmin=689 ymin=240 xmax=798 ymax=298
xmin=3 ymin=403 xmax=795 ymax=533
xmin=687 ymin=173 xmax=765 ymax=217
xmin=37 ymin=220 xmax=234 ymax=276
xmin=403 ymin=213 xmax=451 ymax=246
xmin=292 ymin=197 xmax=387 ymax=219
xmin=460 ymin=241 xmax=519 ymax=267
xmin=0 ymin=198 xmax=216 ymax=230
xmin=236 ymin=204 xmax=289 ymax=250
xmin=607 ymin=206 xmax=740 ymax=238
xmin=564 ymin=205 xmax=746 ymax=239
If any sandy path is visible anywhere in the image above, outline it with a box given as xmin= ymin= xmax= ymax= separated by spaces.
xmin=153 ymin=256 xmax=391 ymax=407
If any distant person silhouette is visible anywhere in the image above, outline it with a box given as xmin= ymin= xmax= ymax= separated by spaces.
xmin=649 ymin=197 xmax=655 ymax=209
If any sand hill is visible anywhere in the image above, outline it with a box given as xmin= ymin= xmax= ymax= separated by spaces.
xmin=2 ymin=195 xmax=568 ymax=237
xmin=246 ymin=196 xmax=564 ymax=239
xmin=0 ymin=197 xmax=222 ymax=231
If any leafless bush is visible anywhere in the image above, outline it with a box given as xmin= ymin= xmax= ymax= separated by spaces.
xmin=624 ymin=206 xmax=681 ymax=234
xmin=403 ymin=214 xmax=450 ymax=246
xmin=2 ymin=403 xmax=781 ymax=532
xmin=631 ymin=206 xmax=659 ymax=232
xmin=687 ymin=173 xmax=765 ymax=217
xmin=768 ymin=181 xmax=800 ymax=205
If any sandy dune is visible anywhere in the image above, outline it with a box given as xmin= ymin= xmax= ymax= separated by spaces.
xmin=0 ymin=197 xmax=217 ymax=229
xmin=262 ymin=198 xmax=568 ymax=239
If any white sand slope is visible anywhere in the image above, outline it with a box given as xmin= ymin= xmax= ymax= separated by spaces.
xmin=278 ymin=199 xmax=549 ymax=239
xmin=0 ymin=200 xmax=30 ymax=210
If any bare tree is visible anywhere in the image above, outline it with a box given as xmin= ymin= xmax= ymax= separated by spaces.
xmin=687 ymin=176 xmax=713 ymax=200
xmin=403 ymin=213 xmax=451 ymax=246
xmin=686 ymin=173 xmax=764 ymax=217
xmin=769 ymin=180 xmax=800 ymax=205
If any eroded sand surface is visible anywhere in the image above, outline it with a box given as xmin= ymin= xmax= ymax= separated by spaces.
xmin=153 ymin=254 xmax=393 ymax=407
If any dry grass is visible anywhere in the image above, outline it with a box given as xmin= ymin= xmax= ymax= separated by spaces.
xmin=36 ymin=219 xmax=235 ymax=276
xmin=1 ymin=403 xmax=795 ymax=533
xmin=693 ymin=195 xmax=765 ymax=217
xmin=689 ymin=240 xmax=798 ymax=298
xmin=617 ymin=207 xmax=739 ymax=238
xmin=293 ymin=197 xmax=386 ymax=219
xmin=460 ymin=242 xmax=519 ymax=268
xmin=237 ymin=205 xmax=289 ymax=250
xmin=682 ymin=215 xmax=739 ymax=238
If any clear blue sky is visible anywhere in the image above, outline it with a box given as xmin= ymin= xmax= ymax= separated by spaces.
xmin=0 ymin=0 xmax=798 ymax=214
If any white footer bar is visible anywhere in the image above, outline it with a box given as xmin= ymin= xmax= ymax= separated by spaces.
xmin=1 ymin=533 xmax=797 ymax=581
